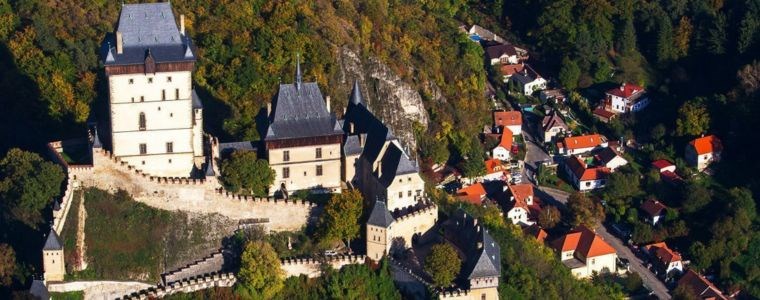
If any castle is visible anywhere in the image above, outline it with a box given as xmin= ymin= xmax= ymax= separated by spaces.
xmin=103 ymin=3 xmax=205 ymax=177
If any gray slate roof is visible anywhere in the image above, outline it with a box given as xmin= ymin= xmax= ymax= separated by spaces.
xmin=343 ymin=135 xmax=364 ymax=156
xmin=266 ymin=82 xmax=342 ymax=140
xmin=367 ymin=200 xmax=394 ymax=228
xmin=443 ymin=209 xmax=501 ymax=281
xmin=219 ymin=141 xmax=256 ymax=158
xmin=378 ymin=143 xmax=419 ymax=187
xmin=43 ymin=229 xmax=63 ymax=251
xmin=192 ymin=89 xmax=203 ymax=109
xmin=103 ymin=3 xmax=196 ymax=65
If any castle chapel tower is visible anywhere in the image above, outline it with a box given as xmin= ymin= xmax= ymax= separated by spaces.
xmin=102 ymin=3 xmax=204 ymax=177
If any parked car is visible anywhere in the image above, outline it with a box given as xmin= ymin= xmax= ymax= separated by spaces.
xmin=511 ymin=145 xmax=519 ymax=154
xmin=617 ymin=257 xmax=630 ymax=271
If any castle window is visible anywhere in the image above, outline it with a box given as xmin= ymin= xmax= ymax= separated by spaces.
xmin=283 ymin=167 xmax=290 ymax=178
xmin=148 ymin=77 xmax=153 ymax=83
xmin=166 ymin=142 xmax=173 ymax=153
xmin=408 ymin=191 xmax=412 ymax=197
xmin=398 ymin=192 xmax=403 ymax=198
xmin=316 ymin=165 xmax=323 ymax=176
xmin=168 ymin=159 xmax=172 ymax=163
xmin=129 ymin=78 xmax=134 ymax=84
xmin=316 ymin=148 xmax=322 ymax=159
xmin=481 ymin=294 xmax=486 ymax=300
xmin=283 ymin=151 xmax=290 ymax=162
xmin=139 ymin=143 xmax=147 ymax=155
xmin=175 ymin=88 xmax=179 ymax=99
xmin=139 ymin=113 xmax=146 ymax=130
xmin=140 ymin=96 xmax=145 ymax=102
xmin=162 ymin=90 xmax=166 ymax=100
xmin=131 ymin=97 xmax=135 ymax=102
xmin=167 ymin=76 xmax=172 ymax=82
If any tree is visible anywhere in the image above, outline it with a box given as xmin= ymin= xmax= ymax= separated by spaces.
xmin=237 ymin=240 xmax=284 ymax=298
xmin=567 ymin=192 xmax=605 ymax=228
xmin=320 ymin=190 xmax=363 ymax=252
xmin=602 ymin=168 xmax=642 ymax=219
xmin=0 ymin=148 xmax=64 ymax=228
xmin=656 ymin=16 xmax=676 ymax=63
xmin=0 ymin=244 xmax=15 ymax=286
xmin=220 ymin=150 xmax=275 ymax=196
xmin=650 ymin=124 xmax=666 ymax=145
xmin=676 ymin=99 xmax=710 ymax=137
xmin=681 ymin=183 xmax=711 ymax=214
xmin=424 ymin=243 xmax=461 ymax=288
xmin=538 ymin=205 xmax=561 ymax=229
xmin=558 ymin=57 xmax=581 ymax=90
xmin=617 ymin=18 xmax=637 ymax=55
xmin=673 ymin=16 xmax=693 ymax=58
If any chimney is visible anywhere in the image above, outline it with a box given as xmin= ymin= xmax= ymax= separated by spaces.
xmin=325 ymin=96 xmax=331 ymax=112
xmin=349 ymin=122 xmax=355 ymax=134
xmin=376 ymin=161 xmax=382 ymax=178
xmin=473 ymin=218 xmax=478 ymax=227
xmin=116 ymin=31 xmax=123 ymax=54
xmin=180 ymin=15 xmax=185 ymax=35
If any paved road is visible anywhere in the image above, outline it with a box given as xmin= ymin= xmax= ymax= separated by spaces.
xmin=520 ymin=112 xmax=552 ymax=184
xmin=536 ymin=187 xmax=670 ymax=300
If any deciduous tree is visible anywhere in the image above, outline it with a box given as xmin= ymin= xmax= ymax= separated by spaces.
xmin=567 ymin=192 xmax=605 ymax=228
xmin=676 ymin=99 xmax=710 ymax=137
xmin=559 ymin=57 xmax=581 ymax=90
xmin=424 ymin=243 xmax=461 ymax=288
xmin=320 ymin=190 xmax=363 ymax=251
xmin=220 ymin=150 xmax=275 ymax=196
xmin=538 ymin=205 xmax=561 ymax=229
xmin=0 ymin=148 xmax=64 ymax=228
xmin=237 ymin=241 xmax=284 ymax=299
xmin=0 ymin=244 xmax=15 ymax=286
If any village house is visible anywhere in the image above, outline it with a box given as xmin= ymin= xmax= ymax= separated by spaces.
xmin=644 ymin=242 xmax=683 ymax=277
xmin=465 ymin=25 xmax=506 ymax=44
xmin=563 ymin=155 xmax=611 ymax=191
xmin=557 ymin=134 xmax=608 ymax=156
xmin=551 ymin=226 xmax=618 ymax=278
xmin=455 ymin=183 xmax=487 ymax=205
xmin=499 ymin=63 xmax=525 ymax=82
xmin=539 ymin=89 xmax=567 ymax=104
xmin=502 ymin=184 xmax=540 ymax=226
xmin=102 ymin=3 xmax=205 ymax=177
xmin=265 ymin=57 xmax=344 ymax=196
xmin=510 ymin=64 xmax=547 ymax=96
xmin=493 ymin=110 xmax=522 ymax=135
xmin=640 ymin=199 xmax=668 ymax=226
xmin=523 ymin=224 xmax=548 ymax=243
xmin=542 ymin=109 xmax=568 ymax=143
xmin=685 ymin=135 xmax=723 ymax=172
xmin=486 ymin=44 xmax=519 ymax=65
xmin=483 ymin=159 xmax=508 ymax=182
xmin=677 ymin=269 xmax=729 ymax=300
xmin=652 ymin=159 xmax=676 ymax=173
xmin=604 ymin=82 xmax=650 ymax=113
xmin=441 ymin=210 xmax=502 ymax=299
xmin=491 ymin=127 xmax=513 ymax=161
xmin=594 ymin=147 xmax=628 ymax=170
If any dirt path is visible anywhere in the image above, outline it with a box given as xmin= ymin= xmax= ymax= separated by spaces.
xmin=75 ymin=193 xmax=88 ymax=271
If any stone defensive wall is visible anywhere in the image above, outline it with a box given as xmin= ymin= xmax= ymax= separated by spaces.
xmin=47 ymin=139 xmax=318 ymax=232
xmin=118 ymin=272 xmax=237 ymax=300
xmin=439 ymin=289 xmax=472 ymax=299
xmin=47 ymin=139 xmax=90 ymax=234
xmin=161 ymin=249 xmax=229 ymax=286
xmin=280 ymin=255 xmax=367 ymax=278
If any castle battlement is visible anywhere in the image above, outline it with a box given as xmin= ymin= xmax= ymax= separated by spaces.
xmin=161 ymin=249 xmax=229 ymax=286
xmin=118 ymin=272 xmax=237 ymax=300
xmin=394 ymin=201 xmax=437 ymax=224
xmin=279 ymin=255 xmax=367 ymax=278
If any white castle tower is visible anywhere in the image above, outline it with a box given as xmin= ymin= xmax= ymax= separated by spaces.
xmin=102 ymin=3 xmax=204 ymax=177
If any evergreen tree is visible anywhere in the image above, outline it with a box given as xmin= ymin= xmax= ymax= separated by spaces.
xmin=559 ymin=57 xmax=581 ymax=90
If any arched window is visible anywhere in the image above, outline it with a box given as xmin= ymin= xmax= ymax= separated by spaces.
xmin=139 ymin=112 xmax=146 ymax=131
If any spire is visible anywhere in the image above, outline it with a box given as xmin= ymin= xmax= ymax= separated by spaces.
xmin=350 ymin=80 xmax=363 ymax=105
xmin=295 ymin=53 xmax=302 ymax=91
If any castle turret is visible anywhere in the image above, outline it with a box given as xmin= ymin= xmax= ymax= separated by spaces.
xmin=42 ymin=229 xmax=65 ymax=282
xmin=366 ymin=200 xmax=394 ymax=262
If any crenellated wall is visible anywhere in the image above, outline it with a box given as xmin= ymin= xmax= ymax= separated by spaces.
xmin=390 ymin=202 xmax=438 ymax=249
xmin=118 ymin=272 xmax=237 ymax=300
xmin=280 ymin=255 xmax=367 ymax=278
xmin=438 ymin=287 xmax=499 ymax=300
xmin=161 ymin=249 xmax=229 ymax=286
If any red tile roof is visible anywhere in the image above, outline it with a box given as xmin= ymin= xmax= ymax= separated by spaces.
xmin=562 ymin=134 xmax=606 ymax=151
xmin=553 ymin=226 xmax=616 ymax=258
xmin=689 ymin=135 xmax=723 ymax=155
xmin=565 ymin=156 xmax=611 ymax=181
xmin=499 ymin=127 xmax=513 ymax=149
xmin=494 ymin=110 xmax=522 ymax=127
xmin=678 ymin=270 xmax=728 ymax=300
xmin=607 ymin=82 xmax=645 ymax=99
xmin=651 ymin=159 xmax=675 ymax=170
xmin=485 ymin=159 xmax=506 ymax=174
xmin=500 ymin=63 xmax=525 ymax=77
xmin=456 ymin=183 xmax=487 ymax=205
xmin=524 ymin=224 xmax=548 ymax=243
xmin=508 ymin=184 xmax=534 ymax=206
xmin=593 ymin=107 xmax=616 ymax=119
xmin=640 ymin=199 xmax=667 ymax=218
xmin=644 ymin=242 xmax=682 ymax=265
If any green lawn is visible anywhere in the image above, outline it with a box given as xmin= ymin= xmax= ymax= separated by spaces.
xmin=66 ymin=188 xmax=236 ymax=282
xmin=60 ymin=190 xmax=82 ymax=275
xmin=538 ymin=166 xmax=576 ymax=193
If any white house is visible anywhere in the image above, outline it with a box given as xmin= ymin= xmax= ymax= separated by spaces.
xmin=640 ymin=199 xmax=667 ymax=226
xmin=492 ymin=127 xmax=513 ymax=161
xmin=511 ymin=64 xmax=546 ymax=96
xmin=503 ymin=184 xmax=539 ymax=226
xmin=564 ymin=155 xmax=610 ymax=191
xmin=685 ymin=135 xmax=722 ymax=172
xmin=493 ymin=110 xmax=522 ymax=135
xmin=542 ymin=110 xmax=568 ymax=143
xmin=557 ymin=134 xmax=608 ymax=156
xmin=605 ymin=83 xmax=649 ymax=113
xmin=552 ymin=226 xmax=618 ymax=278
xmin=482 ymin=159 xmax=508 ymax=182
xmin=645 ymin=242 xmax=683 ymax=277
xmin=486 ymin=44 xmax=519 ymax=65
xmin=595 ymin=147 xmax=628 ymax=170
